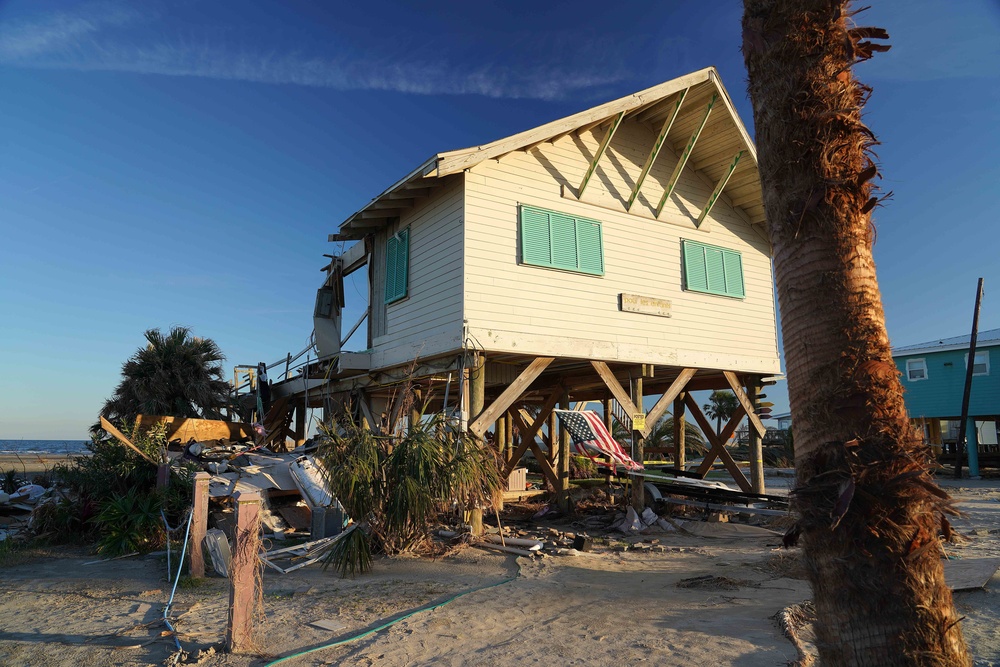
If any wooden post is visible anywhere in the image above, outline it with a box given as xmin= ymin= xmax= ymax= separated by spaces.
xmin=603 ymin=397 xmax=614 ymax=485
xmin=496 ymin=414 xmax=507 ymax=465
xmin=410 ymin=387 xmax=423 ymax=432
xmin=548 ymin=412 xmax=559 ymax=467
xmin=227 ymin=490 xmax=261 ymax=654
xmin=189 ymin=472 xmax=210 ymax=579
xmin=630 ymin=374 xmax=644 ymax=508
xmin=468 ymin=354 xmax=485 ymax=535
xmin=294 ymin=398 xmax=307 ymax=446
xmin=557 ymin=389 xmax=571 ymax=512
xmin=673 ymin=392 xmax=686 ymax=472
xmin=747 ymin=375 xmax=765 ymax=494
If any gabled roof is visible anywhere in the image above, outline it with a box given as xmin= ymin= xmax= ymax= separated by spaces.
xmin=892 ymin=328 xmax=1000 ymax=357
xmin=332 ymin=67 xmax=765 ymax=240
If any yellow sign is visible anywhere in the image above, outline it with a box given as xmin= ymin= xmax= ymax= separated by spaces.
xmin=633 ymin=412 xmax=646 ymax=431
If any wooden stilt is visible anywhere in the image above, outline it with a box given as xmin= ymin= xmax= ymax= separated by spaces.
xmin=189 ymin=472 xmax=210 ymax=579
xmin=557 ymin=389 xmax=571 ymax=512
xmin=468 ymin=353 xmax=485 ymax=535
xmin=630 ymin=373 xmax=645 ymax=508
xmin=673 ymin=393 xmax=686 ymax=472
xmin=603 ymin=397 xmax=614 ymax=485
xmin=227 ymin=490 xmax=261 ymax=654
xmin=746 ymin=375 xmax=765 ymax=494
xmin=548 ymin=411 xmax=558 ymax=467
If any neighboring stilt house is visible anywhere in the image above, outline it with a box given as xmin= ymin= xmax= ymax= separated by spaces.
xmin=277 ymin=67 xmax=780 ymax=502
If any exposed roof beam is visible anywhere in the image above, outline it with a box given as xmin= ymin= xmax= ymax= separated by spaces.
xmin=368 ymin=199 xmax=413 ymax=210
xmin=388 ymin=188 xmax=428 ymax=199
xmin=353 ymin=214 xmax=394 ymax=224
xmin=577 ymin=111 xmax=625 ymax=198
xmin=697 ymin=150 xmax=744 ymax=227
xmin=625 ymin=88 xmax=688 ymax=211
xmin=655 ymin=93 xmax=718 ymax=218
xmin=434 ymin=68 xmax=716 ymax=177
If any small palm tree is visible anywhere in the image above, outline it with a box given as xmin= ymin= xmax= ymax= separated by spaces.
xmin=98 ymin=327 xmax=231 ymax=429
xmin=703 ymin=390 xmax=740 ymax=436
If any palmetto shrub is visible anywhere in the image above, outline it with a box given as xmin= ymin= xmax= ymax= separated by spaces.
xmin=317 ymin=410 xmax=503 ymax=576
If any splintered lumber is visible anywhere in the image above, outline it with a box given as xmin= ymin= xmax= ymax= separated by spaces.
xmin=100 ymin=417 xmax=158 ymax=465
xmin=134 ymin=415 xmax=254 ymax=443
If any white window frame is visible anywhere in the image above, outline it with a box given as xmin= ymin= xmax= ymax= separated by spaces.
xmin=906 ymin=358 xmax=928 ymax=382
xmin=965 ymin=351 xmax=990 ymax=376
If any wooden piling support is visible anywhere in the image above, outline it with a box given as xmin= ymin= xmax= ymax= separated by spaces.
xmin=630 ymin=374 xmax=645 ymax=508
xmin=747 ymin=376 xmax=765 ymax=494
xmin=557 ymin=389 xmax=571 ymax=512
xmin=227 ymin=490 xmax=262 ymax=654
xmin=673 ymin=393 xmax=686 ymax=472
xmin=468 ymin=353 xmax=485 ymax=535
xmin=603 ymin=397 xmax=614 ymax=485
xmin=189 ymin=472 xmax=210 ymax=579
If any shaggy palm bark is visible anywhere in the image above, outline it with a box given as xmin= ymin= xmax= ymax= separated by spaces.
xmin=742 ymin=1 xmax=970 ymax=665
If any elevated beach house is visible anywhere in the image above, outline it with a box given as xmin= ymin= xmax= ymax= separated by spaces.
xmin=893 ymin=328 xmax=1000 ymax=471
xmin=276 ymin=67 xmax=780 ymax=496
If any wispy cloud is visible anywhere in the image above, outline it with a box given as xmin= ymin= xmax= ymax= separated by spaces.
xmin=0 ymin=2 xmax=627 ymax=100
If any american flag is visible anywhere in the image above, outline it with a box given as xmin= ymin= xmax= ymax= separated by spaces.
xmin=553 ymin=410 xmax=643 ymax=471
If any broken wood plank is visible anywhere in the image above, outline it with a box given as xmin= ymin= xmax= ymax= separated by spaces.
xmin=134 ymin=415 xmax=255 ymax=443
xmin=100 ymin=417 xmax=158 ymax=465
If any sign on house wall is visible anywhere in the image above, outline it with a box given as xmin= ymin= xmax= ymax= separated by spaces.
xmin=619 ymin=293 xmax=672 ymax=318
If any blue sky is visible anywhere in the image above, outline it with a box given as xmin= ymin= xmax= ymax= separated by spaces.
xmin=1 ymin=0 xmax=998 ymax=439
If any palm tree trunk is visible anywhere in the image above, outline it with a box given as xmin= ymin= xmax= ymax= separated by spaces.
xmin=742 ymin=1 xmax=969 ymax=664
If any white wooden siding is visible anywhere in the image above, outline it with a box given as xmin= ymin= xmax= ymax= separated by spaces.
xmin=463 ymin=117 xmax=780 ymax=373
xmin=369 ymin=178 xmax=465 ymax=370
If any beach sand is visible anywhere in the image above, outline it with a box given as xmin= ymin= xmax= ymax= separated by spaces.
xmin=0 ymin=479 xmax=997 ymax=666
xmin=0 ymin=453 xmax=83 ymax=477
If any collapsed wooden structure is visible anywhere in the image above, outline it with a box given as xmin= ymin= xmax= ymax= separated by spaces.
xmin=274 ymin=67 xmax=781 ymax=504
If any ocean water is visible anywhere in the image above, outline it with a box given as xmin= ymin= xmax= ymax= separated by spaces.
xmin=0 ymin=440 xmax=90 ymax=455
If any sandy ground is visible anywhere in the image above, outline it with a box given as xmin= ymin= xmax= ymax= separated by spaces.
xmin=0 ymin=453 xmax=80 ymax=477
xmin=1 ymin=477 xmax=998 ymax=667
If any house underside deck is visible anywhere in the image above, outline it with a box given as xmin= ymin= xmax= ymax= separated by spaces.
xmin=275 ymin=348 xmax=776 ymax=497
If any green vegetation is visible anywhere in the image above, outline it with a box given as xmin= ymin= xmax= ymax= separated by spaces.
xmin=97 ymin=326 xmax=231 ymax=430
xmin=317 ymin=411 xmax=503 ymax=576
xmin=36 ymin=421 xmax=195 ymax=556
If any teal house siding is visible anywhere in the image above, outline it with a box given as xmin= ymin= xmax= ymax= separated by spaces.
xmin=894 ymin=347 xmax=1000 ymax=418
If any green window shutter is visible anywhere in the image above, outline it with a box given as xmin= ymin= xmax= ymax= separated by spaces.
xmin=722 ymin=251 xmax=745 ymax=297
xmin=519 ymin=205 xmax=604 ymax=276
xmin=521 ymin=207 xmax=552 ymax=266
xmin=576 ymin=218 xmax=604 ymax=275
xmin=683 ymin=241 xmax=709 ymax=292
xmin=682 ymin=239 xmax=744 ymax=298
xmin=384 ymin=228 xmax=409 ymax=304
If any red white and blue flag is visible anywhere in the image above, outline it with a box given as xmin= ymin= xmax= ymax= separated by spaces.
xmin=553 ymin=410 xmax=643 ymax=471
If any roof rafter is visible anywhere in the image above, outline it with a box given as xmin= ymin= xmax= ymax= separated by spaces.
xmin=625 ymin=88 xmax=689 ymax=211
xmin=654 ymin=93 xmax=718 ymax=218
xmin=696 ymin=150 xmax=744 ymax=227
xmin=577 ymin=111 xmax=625 ymax=198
